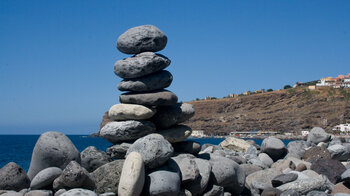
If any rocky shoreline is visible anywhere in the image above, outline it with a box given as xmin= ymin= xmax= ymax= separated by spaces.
xmin=2 ymin=127 xmax=350 ymax=196
xmin=2 ymin=25 xmax=350 ymax=196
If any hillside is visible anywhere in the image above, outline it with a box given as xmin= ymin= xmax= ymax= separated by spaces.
xmin=184 ymin=87 xmax=350 ymax=135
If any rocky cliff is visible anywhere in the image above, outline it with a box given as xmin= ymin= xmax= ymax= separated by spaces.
xmin=184 ymin=87 xmax=350 ymax=135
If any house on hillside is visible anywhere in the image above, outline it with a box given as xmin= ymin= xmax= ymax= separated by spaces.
xmin=191 ymin=130 xmax=206 ymax=137
xmin=243 ymin=91 xmax=251 ymax=95
xmin=293 ymin=82 xmax=304 ymax=88
xmin=333 ymin=124 xmax=350 ymax=133
xmin=316 ymin=73 xmax=350 ymax=88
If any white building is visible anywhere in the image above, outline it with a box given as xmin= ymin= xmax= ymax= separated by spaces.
xmin=301 ymin=130 xmax=309 ymax=136
xmin=191 ymin=130 xmax=206 ymax=137
xmin=333 ymin=124 xmax=350 ymax=132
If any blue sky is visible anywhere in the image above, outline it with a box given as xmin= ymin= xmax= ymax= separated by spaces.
xmin=0 ymin=0 xmax=349 ymax=134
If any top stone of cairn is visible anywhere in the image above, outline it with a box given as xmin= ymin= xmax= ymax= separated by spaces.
xmin=117 ymin=25 xmax=168 ymax=54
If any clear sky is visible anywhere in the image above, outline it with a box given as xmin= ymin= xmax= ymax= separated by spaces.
xmin=0 ymin=0 xmax=349 ymax=134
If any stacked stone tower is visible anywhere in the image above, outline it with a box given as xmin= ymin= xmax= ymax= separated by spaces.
xmin=99 ymin=25 xmax=195 ymax=144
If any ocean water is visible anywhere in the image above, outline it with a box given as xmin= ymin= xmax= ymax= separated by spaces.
xmin=0 ymin=135 xmax=293 ymax=171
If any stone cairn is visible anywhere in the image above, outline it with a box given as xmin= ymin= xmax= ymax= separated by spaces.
xmin=99 ymin=24 xmax=195 ymax=145
xmin=2 ymin=25 xmax=350 ymax=196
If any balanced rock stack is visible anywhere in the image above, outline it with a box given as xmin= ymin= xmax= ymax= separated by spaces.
xmin=99 ymin=25 xmax=195 ymax=144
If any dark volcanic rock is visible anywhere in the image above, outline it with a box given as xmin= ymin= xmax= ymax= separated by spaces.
xmin=116 ymin=25 xmax=167 ymax=54
xmin=311 ymin=158 xmax=346 ymax=184
xmin=80 ymin=146 xmax=112 ymax=172
xmin=120 ymin=90 xmax=178 ymax=106
xmin=303 ymin=146 xmax=331 ymax=163
xmin=118 ymin=70 xmax=173 ymax=92
xmin=150 ymin=102 xmax=195 ymax=129
xmin=0 ymin=162 xmax=30 ymax=191
xmin=92 ymin=160 xmax=124 ymax=194
xmin=106 ymin=143 xmax=131 ymax=159
xmin=99 ymin=120 xmax=155 ymax=144
xmin=327 ymin=144 xmax=350 ymax=161
xmin=127 ymin=134 xmax=173 ymax=169
xmin=114 ymin=52 xmax=170 ymax=79
xmin=203 ymin=185 xmax=224 ymax=196
xmin=53 ymin=161 xmax=95 ymax=190
xmin=261 ymin=137 xmax=287 ymax=161
xmin=271 ymin=173 xmax=298 ymax=187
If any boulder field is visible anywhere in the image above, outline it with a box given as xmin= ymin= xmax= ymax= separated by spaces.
xmin=2 ymin=127 xmax=350 ymax=195
xmin=2 ymin=25 xmax=350 ymax=196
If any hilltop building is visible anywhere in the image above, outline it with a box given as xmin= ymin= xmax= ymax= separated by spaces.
xmin=333 ymin=124 xmax=350 ymax=133
xmin=316 ymin=73 xmax=350 ymax=88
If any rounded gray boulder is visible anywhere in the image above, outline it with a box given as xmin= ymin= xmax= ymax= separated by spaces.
xmin=80 ymin=146 xmax=112 ymax=172
xmin=127 ymin=134 xmax=173 ymax=169
xmin=114 ymin=52 xmax=170 ymax=79
xmin=116 ymin=25 xmax=167 ymax=54
xmin=0 ymin=162 xmax=30 ymax=191
xmin=30 ymin=167 xmax=62 ymax=189
xmin=100 ymin=120 xmax=156 ymax=144
xmin=261 ymin=136 xmax=287 ymax=161
xmin=307 ymin=127 xmax=331 ymax=145
xmin=144 ymin=166 xmax=181 ymax=196
xmin=118 ymin=70 xmax=173 ymax=92
xmin=27 ymin=131 xmax=80 ymax=180
xmin=120 ymin=89 xmax=178 ymax=106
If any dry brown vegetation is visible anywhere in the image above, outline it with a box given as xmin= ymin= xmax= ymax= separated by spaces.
xmin=184 ymin=87 xmax=350 ymax=135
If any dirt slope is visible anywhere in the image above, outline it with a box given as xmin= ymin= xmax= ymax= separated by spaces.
xmin=184 ymin=87 xmax=350 ymax=135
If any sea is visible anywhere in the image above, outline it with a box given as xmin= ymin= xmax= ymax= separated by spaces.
xmin=0 ymin=135 xmax=293 ymax=171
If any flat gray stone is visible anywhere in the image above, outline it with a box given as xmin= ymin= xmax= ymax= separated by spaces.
xmin=106 ymin=143 xmax=131 ymax=159
xmin=277 ymin=178 xmax=334 ymax=195
xmin=53 ymin=161 xmax=95 ymax=190
xmin=60 ymin=189 xmax=97 ymax=196
xmin=261 ymin=137 xmax=287 ymax=161
xmin=116 ymin=25 xmax=167 ymax=54
xmin=27 ymin=131 xmax=80 ymax=180
xmin=144 ymin=166 xmax=181 ymax=196
xmin=100 ymin=120 xmax=155 ymax=144
xmin=158 ymin=125 xmax=192 ymax=143
xmin=287 ymin=141 xmax=308 ymax=159
xmin=127 ymin=134 xmax=173 ymax=169
xmin=30 ymin=167 xmax=62 ymax=189
xmin=240 ymin=164 xmax=263 ymax=177
xmin=0 ymin=162 xmax=30 ymax=191
xmin=114 ymin=52 xmax=170 ymax=79
xmin=271 ymin=173 xmax=298 ymax=187
xmin=150 ymin=103 xmax=195 ymax=129
xmin=118 ymin=70 xmax=173 ymax=92
xmin=108 ymin=103 xmax=156 ymax=120
xmin=169 ymin=154 xmax=199 ymax=185
xmin=327 ymin=144 xmax=350 ymax=161
xmin=80 ymin=146 xmax=112 ymax=172
xmin=280 ymin=189 xmax=300 ymax=196
xmin=246 ymin=168 xmax=282 ymax=190
xmin=120 ymin=89 xmax=178 ymax=106
xmin=306 ymin=191 xmax=329 ymax=196
xmin=307 ymin=127 xmax=331 ymax=145
xmin=91 ymin=160 xmax=124 ymax=194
